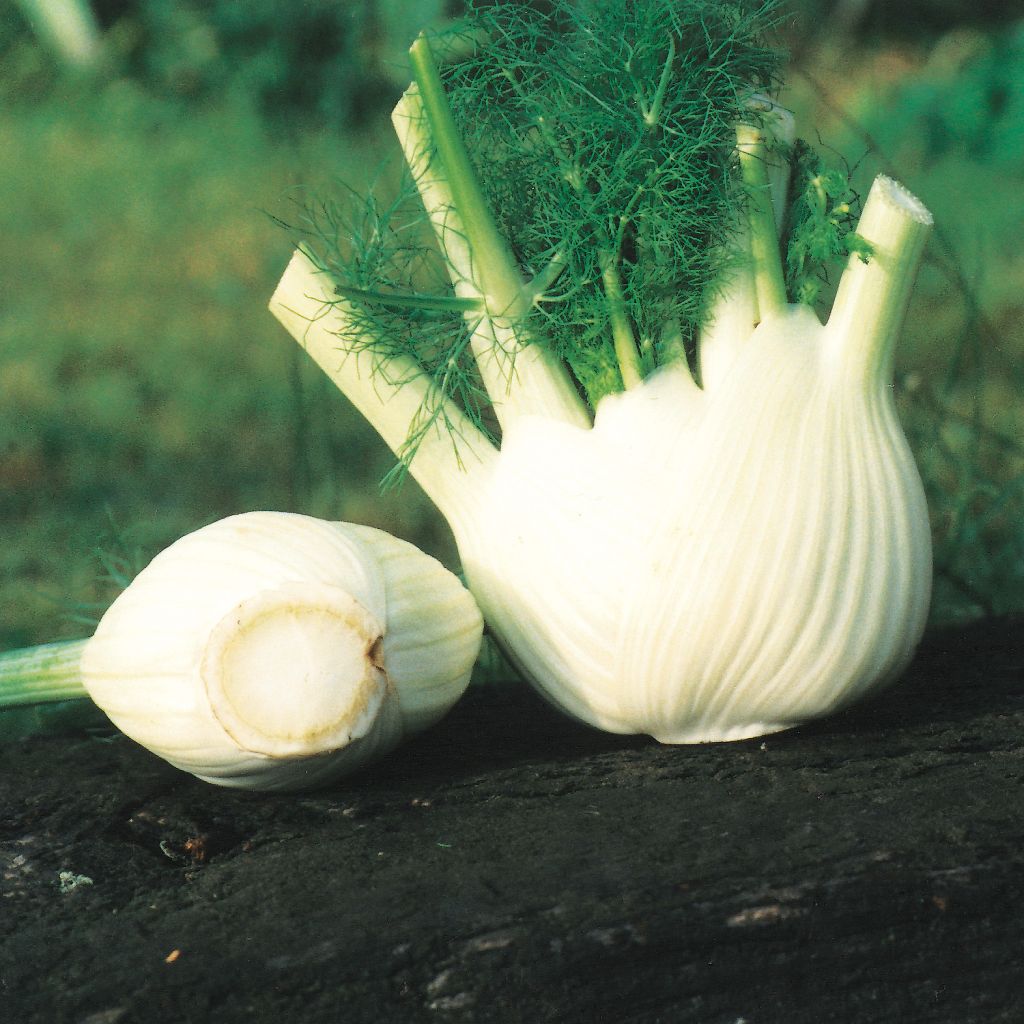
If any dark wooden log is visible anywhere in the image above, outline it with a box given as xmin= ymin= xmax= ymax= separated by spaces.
xmin=1 ymin=617 xmax=1021 ymax=1023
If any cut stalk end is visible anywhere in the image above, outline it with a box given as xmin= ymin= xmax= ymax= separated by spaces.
xmin=202 ymin=583 xmax=387 ymax=758
xmin=826 ymin=176 xmax=933 ymax=385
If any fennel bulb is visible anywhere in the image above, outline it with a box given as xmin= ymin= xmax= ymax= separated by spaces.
xmin=1 ymin=512 xmax=482 ymax=789
xmin=270 ymin=1 xmax=934 ymax=742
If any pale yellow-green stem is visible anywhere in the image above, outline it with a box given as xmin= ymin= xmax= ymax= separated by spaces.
xmin=640 ymin=36 xmax=676 ymax=129
xmin=826 ymin=176 xmax=933 ymax=386
xmin=0 ymin=638 xmax=88 ymax=705
xmin=269 ymin=251 xmax=496 ymax=533
xmin=736 ymin=123 xmax=787 ymax=323
xmin=600 ymin=254 xmax=644 ymax=389
xmin=699 ymin=105 xmax=795 ymax=389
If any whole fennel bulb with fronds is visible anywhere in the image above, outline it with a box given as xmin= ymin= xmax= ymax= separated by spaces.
xmin=270 ymin=0 xmax=933 ymax=742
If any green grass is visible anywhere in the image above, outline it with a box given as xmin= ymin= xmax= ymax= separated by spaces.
xmin=0 ymin=57 xmax=453 ymax=649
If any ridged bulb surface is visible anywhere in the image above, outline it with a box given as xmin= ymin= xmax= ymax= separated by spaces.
xmin=455 ymin=305 xmax=931 ymax=741
xmin=81 ymin=512 xmax=482 ymax=789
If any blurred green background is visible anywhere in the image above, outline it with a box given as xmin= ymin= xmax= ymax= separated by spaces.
xmin=1 ymin=0 xmax=1022 ymax=651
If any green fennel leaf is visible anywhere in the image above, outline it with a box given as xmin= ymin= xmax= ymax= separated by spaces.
xmin=290 ymin=0 xmax=786 ymax=465
xmin=440 ymin=0 xmax=783 ymax=402
xmin=781 ymin=140 xmax=872 ymax=307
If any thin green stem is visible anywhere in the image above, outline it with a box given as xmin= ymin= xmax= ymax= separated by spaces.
xmin=333 ymin=284 xmax=483 ymax=315
xmin=409 ymin=35 xmax=524 ymax=315
xmin=745 ymin=96 xmax=797 ymax=228
xmin=642 ymin=36 xmax=676 ymax=129
xmin=699 ymin=104 xmax=795 ymax=390
xmin=737 ymin=124 xmax=787 ymax=322
xmin=0 ymin=638 xmax=88 ymax=707
xmin=522 ymin=252 xmax=567 ymax=306
xmin=600 ymin=253 xmax=643 ymax=389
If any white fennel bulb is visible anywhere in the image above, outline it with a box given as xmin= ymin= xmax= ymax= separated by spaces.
xmin=269 ymin=21 xmax=934 ymax=742
xmin=461 ymin=283 xmax=931 ymax=740
xmin=77 ymin=511 xmax=481 ymax=789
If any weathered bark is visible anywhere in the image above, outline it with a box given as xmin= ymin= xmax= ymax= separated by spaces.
xmin=1 ymin=617 xmax=1021 ymax=1023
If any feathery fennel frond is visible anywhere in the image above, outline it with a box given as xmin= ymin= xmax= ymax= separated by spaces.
xmin=285 ymin=168 xmax=499 ymax=476
xmin=282 ymin=0 xmax=867 ymax=473
xmin=781 ymin=140 xmax=873 ymax=306
xmin=440 ymin=0 xmax=783 ymax=401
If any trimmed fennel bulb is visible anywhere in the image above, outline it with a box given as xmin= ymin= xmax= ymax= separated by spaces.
xmin=1 ymin=512 xmax=482 ymax=789
xmin=459 ymin=227 xmax=932 ymax=740
xmin=270 ymin=3 xmax=934 ymax=742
